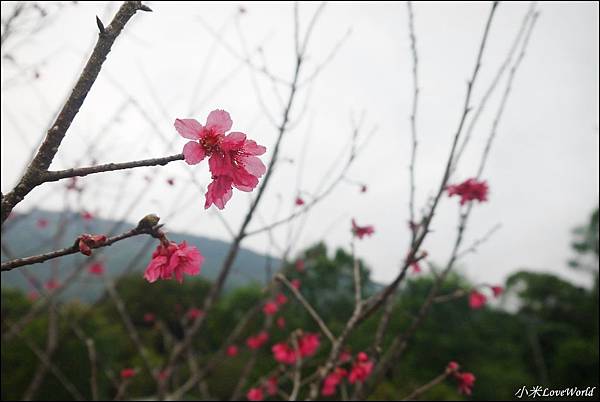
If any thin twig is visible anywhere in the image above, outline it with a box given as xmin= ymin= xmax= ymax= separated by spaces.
xmin=276 ymin=273 xmax=335 ymax=343
xmin=1 ymin=219 xmax=162 ymax=271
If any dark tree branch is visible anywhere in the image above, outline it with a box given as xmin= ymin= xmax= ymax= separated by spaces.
xmin=1 ymin=1 xmax=149 ymax=224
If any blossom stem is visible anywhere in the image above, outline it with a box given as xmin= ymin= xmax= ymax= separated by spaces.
xmin=1 ymin=220 xmax=161 ymax=271
xmin=400 ymin=369 xmax=453 ymax=401
xmin=42 ymin=154 xmax=184 ymax=183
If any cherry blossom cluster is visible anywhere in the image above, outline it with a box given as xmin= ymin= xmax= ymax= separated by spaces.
xmin=469 ymin=285 xmax=503 ymax=309
xmin=447 ymin=361 xmax=476 ymax=395
xmin=447 ymin=178 xmax=489 ymax=205
xmin=176 ymin=110 xmax=267 ymax=209
xmin=322 ymin=351 xmax=374 ymax=396
xmin=271 ymin=332 xmax=320 ymax=365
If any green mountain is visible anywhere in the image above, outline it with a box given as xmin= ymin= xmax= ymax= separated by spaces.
xmin=1 ymin=209 xmax=278 ymax=302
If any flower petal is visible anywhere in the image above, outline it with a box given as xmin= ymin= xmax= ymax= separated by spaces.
xmin=183 ymin=141 xmax=206 ymax=165
xmin=205 ymin=109 xmax=233 ymax=134
xmin=175 ymin=118 xmax=204 ymax=140
xmin=242 ymin=156 xmax=267 ymax=177
xmin=221 ymin=131 xmax=246 ymax=151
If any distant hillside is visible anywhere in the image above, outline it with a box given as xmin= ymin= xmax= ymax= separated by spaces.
xmin=1 ymin=209 xmax=279 ymax=302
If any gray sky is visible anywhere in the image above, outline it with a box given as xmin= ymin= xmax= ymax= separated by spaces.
xmin=1 ymin=1 xmax=598 ymax=288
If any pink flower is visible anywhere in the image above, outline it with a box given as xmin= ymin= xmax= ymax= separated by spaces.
xmin=175 ymin=110 xmax=266 ymax=210
xmin=276 ymin=293 xmax=288 ymax=306
xmin=157 ymin=370 xmax=170 ymax=381
xmin=447 ymin=361 xmax=460 ymax=372
xmin=227 ymin=345 xmax=239 ymax=357
xmin=455 ymin=372 xmax=476 ymax=395
xmin=298 ymin=333 xmax=320 ymax=358
xmin=447 ymin=178 xmax=489 ymax=205
xmin=295 ymin=259 xmax=305 ymax=272
xmin=348 ymin=352 xmax=374 ymax=384
xmin=144 ymin=313 xmax=156 ymax=323
xmin=263 ymin=301 xmax=278 ymax=316
xmin=120 ymin=368 xmax=136 ymax=379
xmin=291 ymin=279 xmax=301 ymax=290
xmin=410 ymin=261 xmax=422 ymax=274
xmin=246 ymin=387 xmax=264 ymax=401
xmin=81 ymin=211 xmax=94 ymax=221
xmin=272 ymin=342 xmax=297 ymax=365
xmin=322 ymin=368 xmax=347 ymax=396
xmin=45 ymin=279 xmax=59 ymax=291
xmin=246 ymin=331 xmax=269 ymax=350
xmin=88 ymin=262 xmax=105 ymax=276
xmin=265 ymin=376 xmax=278 ymax=396
xmin=36 ymin=218 xmax=48 ymax=229
xmin=339 ymin=349 xmax=352 ymax=364
xmin=295 ymin=197 xmax=305 ymax=206
xmin=351 ymin=219 xmax=375 ymax=239
xmin=143 ymin=241 xmax=204 ymax=283
xmin=490 ymin=285 xmax=504 ymax=298
xmin=277 ymin=317 xmax=286 ymax=329
xmin=469 ymin=290 xmax=487 ymax=309
xmin=204 ymin=175 xmax=234 ymax=210
xmin=77 ymin=234 xmax=107 ymax=256
xmin=187 ymin=307 xmax=204 ymax=320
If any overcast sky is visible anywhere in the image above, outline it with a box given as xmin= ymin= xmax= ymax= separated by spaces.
xmin=1 ymin=1 xmax=598 ymax=288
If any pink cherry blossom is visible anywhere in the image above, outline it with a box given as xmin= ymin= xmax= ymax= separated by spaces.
xmin=265 ymin=376 xmax=278 ymax=396
xmin=469 ymin=290 xmax=487 ymax=309
xmin=246 ymin=331 xmax=269 ymax=350
xmin=187 ymin=307 xmax=204 ymax=320
xmin=490 ymin=285 xmax=504 ymax=298
xmin=81 ymin=210 xmax=94 ymax=221
xmin=447 ymin=361 xmax=460 ymax=372
xmin=455 ymin=371 xmax=476 ymax=395
xmin=348 ymin=352 xmax=374 ymax=384
xmin=36 ymin=218 xmax=48 ymax=229
xmin=175 ymin=110 xmax=267 ymax=210
xmin=247 ymin=387 xmax=264 ymax=401
xmin=447 ymin=178 xmax=489 ymax=205
xmin=351 ymin=219 xmax=375 ymax=239
xmin=276 ymin=293 xmax=288 ymax=305
xmin=77 ymin=234 xmax=107 ymax=256
xmin=295 ymin=196 xmax=305 ymax=206
xmin=157 ymin=370 xmax=170 ymax=381
xmin=410 ymin=261 xmax=422 ymax=274
xmin=120 ymin=368 xmax=136 ymax=379
xmin=227 ymin=345 xmax=239 ymax=357
xmin=272 ymin=342 xmax=297 ymax=365
xmin=143 ymin=241 xmax=204 ymax=283
xmin=263 ymin=301 xmax=279 ymax=316
xmin=277 ymin=317 xmax=286 ymax=329
xmin=322 ymin=368 xmax=347 ymax=396
xmin=298 ymin=333 xmax=320 ymax=358
xmin=339 ymin=349 xmax=352 ymax=364
xmin=88 ymin=262 xmax=105 ymax=276
xmin=291 ymin=279 xmax=301 ymax=290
